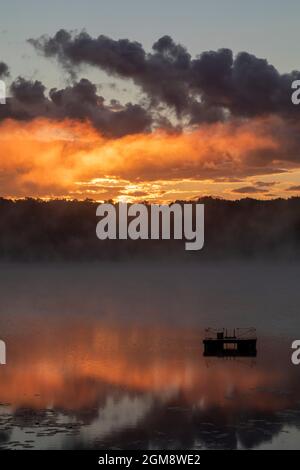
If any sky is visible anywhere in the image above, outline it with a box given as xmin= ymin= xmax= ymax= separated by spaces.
xmin=1 ymin=0 xmax=300 ymax=91
xmin=0 ymin=0 xmax=300 ymax=201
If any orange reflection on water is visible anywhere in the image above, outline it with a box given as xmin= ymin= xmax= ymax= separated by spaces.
xmin=0 ymin=317 xmax=295 ymax=414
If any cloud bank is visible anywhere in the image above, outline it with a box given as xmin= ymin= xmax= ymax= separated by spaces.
xmin=0 ymin=31 xmax=300 ymax=199
xmin=29 ymin=30 xmax=300 ymax=123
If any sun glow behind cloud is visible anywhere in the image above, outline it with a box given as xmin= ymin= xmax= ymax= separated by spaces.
xmin=1 ymin=117 xmax=300 ymax=201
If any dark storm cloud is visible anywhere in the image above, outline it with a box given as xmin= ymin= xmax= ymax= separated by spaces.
xmin=10 ymin=77 xmax=46 ymax=103
xmin=29 ymin=31 xmax=194 ymax=117
xmin=0 ymin=61 xmax=9 ymax=78
xmin=286 ymin=185 xmax=300 ymax=191
xmin=28 ymin=31 xmax=223 ymax=123
xmin=0 ymin=77 xmax=152 ymax=137
xmin=29 ymin=30 xmax=197 ymax=119
xmin=48 ymin=78 xmax=152 ymax=136
xmin=254 ymin=181 xmax=276 ymax=188
xmin=232 ymin=186 xmax=269 ymax=194
xmin=191 ymin=49 xmax=300 ymax=119
xmin=29 ymin=30 xmax=300 ymax=122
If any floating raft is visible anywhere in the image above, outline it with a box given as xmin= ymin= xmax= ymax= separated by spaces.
xmin=203 ymin=328 xmax=257 ymax=357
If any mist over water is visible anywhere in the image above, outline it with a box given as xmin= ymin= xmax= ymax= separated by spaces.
xmin=0 ymin=260 xmax=300 ymax=449
xmin=0 ymin=260 xmax=299 ymax=334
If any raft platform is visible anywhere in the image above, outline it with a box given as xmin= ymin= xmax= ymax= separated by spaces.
xmin=203 ymin=328 xmax=257 ymax=357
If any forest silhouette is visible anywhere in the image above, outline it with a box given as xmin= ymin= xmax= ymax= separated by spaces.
xmin=1 ymin=197 xmax=300 ymax=260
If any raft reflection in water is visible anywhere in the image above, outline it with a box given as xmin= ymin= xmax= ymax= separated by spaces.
xmin=203 ymin=328 xmax=257 ymax=357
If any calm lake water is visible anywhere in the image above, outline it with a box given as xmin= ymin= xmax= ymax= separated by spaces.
xmin=0 ymin=261 xmax=300 ymax=450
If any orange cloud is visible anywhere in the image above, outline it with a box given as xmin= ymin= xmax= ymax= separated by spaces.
xmin=0 ymin=116 xmax=294 ymax=201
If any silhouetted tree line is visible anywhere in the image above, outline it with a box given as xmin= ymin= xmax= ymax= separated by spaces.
xmin=1 ymin=197 xmax=300 ymax=260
